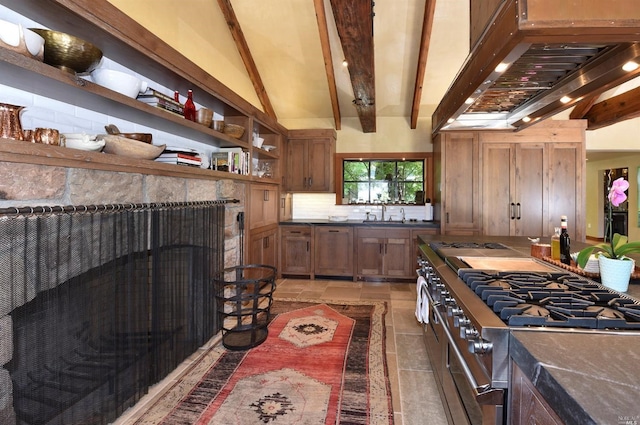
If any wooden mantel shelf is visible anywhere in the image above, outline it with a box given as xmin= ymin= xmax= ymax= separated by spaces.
xmin=0 ymin=138 xmax=254 ymax=181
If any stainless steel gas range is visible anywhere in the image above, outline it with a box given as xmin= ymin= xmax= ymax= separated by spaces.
xmin=416 ymin=240 xmax=640 ymax=425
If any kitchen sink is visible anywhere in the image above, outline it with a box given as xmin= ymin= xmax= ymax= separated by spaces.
xmin=361 ymin=220 xmax=408 ymax=225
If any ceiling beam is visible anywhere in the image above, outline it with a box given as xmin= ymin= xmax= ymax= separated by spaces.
xmin=329 ymin=0 xmax=376 ymax=133
xmin=584 ymin=85 xmax=640 ymax=130
xmin=569 ymin=94 xmax=599 ymax=119
xmin=410 ymin=0 xmax=436 ymax=129
xmin=217 ymin=0 xmax=277 ymax=120
xmin=313 ymin=0 xmax=341 ymax=130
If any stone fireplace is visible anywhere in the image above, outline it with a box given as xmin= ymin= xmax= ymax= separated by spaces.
xmin=0 ymin=162 xmax=246 ymax=425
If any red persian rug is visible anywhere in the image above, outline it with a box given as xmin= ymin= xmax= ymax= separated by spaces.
xmin=130 ymin=299 xmax=393 ymax=425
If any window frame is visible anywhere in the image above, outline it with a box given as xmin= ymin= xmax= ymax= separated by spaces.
xmin=334 ymin=152 xmax=433 ymax=205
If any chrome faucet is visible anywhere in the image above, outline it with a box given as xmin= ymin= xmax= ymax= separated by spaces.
xmin=400 ymin=207 xmax=406 ymax=223
xmin=381 ymin=204 xmax=387 ymax=221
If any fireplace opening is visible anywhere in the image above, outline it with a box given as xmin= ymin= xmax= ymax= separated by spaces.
xmin=1 ymin=202 xmax=231 ymax=425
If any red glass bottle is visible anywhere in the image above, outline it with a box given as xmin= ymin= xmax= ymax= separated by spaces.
xmin=184 ymin=90 xmax=196 ymax=121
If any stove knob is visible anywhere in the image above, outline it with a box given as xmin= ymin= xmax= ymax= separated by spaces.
xmin=462 ymin=326 xmax=479 ymax=340
xmin=469 ymin=339 xmax=493 ymax=355
xmin=447 ymin=305 xmax=463 ymax=317
xmin=454 ymin=315 xmax=470 ymax=328
xmin=443 ymin=295 xmax=456 ymax=306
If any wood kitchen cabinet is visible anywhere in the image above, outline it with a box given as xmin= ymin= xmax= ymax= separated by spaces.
xmin=482 ymin=142 xmax=546 ymax=237
xmin=510 ymin=362 xmax=563 ymax=425
xmin=249 ymin=225 xmax=277 ymax=267
xmin=434 ymin=132 xmax=480 ymax=235
xmin=356 ymin=227 xmax=413 ymax=279
xmin=314 ymin=226 xmax=353 ymax=277
xmin=249 ymin=183 xmax=279 ymax=229
xmin=280 ymin=225 xmax=313 ymax=277
xmin=480 ymin=121 xmax=585 ymax=240
xmin=286 ymin=129 xmax=336 ymax=192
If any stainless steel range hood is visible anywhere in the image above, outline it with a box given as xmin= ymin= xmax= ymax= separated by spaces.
xmin=432 ymin=0 xmax=640 ymax=134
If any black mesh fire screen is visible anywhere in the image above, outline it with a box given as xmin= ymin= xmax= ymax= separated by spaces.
xmin=0 ymin=201 xmax=230 ymax=425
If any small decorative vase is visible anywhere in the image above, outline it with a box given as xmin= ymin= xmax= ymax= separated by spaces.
xmin=598 ymin=256 xmax=634 ymax=292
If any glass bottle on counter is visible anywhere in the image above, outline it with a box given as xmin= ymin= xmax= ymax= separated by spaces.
xmin=551 ymin=227 xmax=561 ymax=260
xmin=184 ymin=89 xmax=196 ymax=121
xmin=559 ymin=215 xmax=571 ymax=265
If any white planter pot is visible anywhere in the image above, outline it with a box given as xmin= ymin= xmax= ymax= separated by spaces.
xmin=598 ymin=256 xmax=634 ymax=293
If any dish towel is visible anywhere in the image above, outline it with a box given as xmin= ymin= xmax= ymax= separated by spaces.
xmin=415 ymin=276 xmax=429 ymax=324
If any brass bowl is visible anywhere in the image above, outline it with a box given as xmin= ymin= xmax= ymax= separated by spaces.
xmin=29 ymin=29 xmax=102 ymax=74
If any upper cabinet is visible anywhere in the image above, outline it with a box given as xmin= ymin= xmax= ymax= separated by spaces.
xmin=286 ymin=129 xmax=336 ymax=192
xmin=0 ymin=0 xmax=286 ymax=182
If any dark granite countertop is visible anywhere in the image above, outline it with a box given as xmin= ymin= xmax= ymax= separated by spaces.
xmin=510 ymin=331 xmax=640 ymax=425
xmin=280 ymin=219 xmax=440 ymax=228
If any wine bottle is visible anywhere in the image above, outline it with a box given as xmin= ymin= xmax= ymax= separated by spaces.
xmin=184 ymin=89 xmax=196 ymax=121
xmin=559 ymin=215 xmax=571 ymax=265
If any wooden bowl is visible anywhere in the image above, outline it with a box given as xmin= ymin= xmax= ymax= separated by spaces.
xmin=223 ymin=123 xmax=245 ymax=139
xmin=99 ymin=135 xmax=164 ymax=159
xmin=114 ymin=132 xmax=152 ymax=144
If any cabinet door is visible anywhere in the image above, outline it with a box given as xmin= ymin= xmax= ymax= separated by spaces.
xmin=281 ymin=227 xmax=312 ymax=274
xmin=442 ymin=133 xmax=480 ymax=234
xmin=548 ymin=143 xmax=583 ymax=240
xmin=250 ymin=229 xmax=277 ymax=267
xmin=286 ymin=140 xmax=307 ymax=191
xmin=514 ymin=143 xmax=545 ymax=237
xmin=356 ymin=229 xmax=385 ymax=276
xmin=384 ymin=230 xmax=413 ymax=277
xmin=307 ymin=139 xmax=334 ymax=191
xmin=315 ymin=227 xmax=353 ymax=276
xmin=510 ymin=362 xmax=563 ymax=425
xmin=482 ymin=143 xmax=515 ymax=236
xmin=483 ymin=143 xmax=545 ymax=237
xmin=250 ymin=184 xmax=278 ymax=229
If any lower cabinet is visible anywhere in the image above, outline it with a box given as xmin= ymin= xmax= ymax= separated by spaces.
xmin=314 ymin=226 xmax=353 ymax=277
xmin=280 ymin=225 xmax=313 ymax=277
xmin=510 ymin=362 xmax=563 ymax=425
xmin=356 ymin=227 xmax=413 ymax=279
xmin=250 ymin=225 xmax=277 ymax=267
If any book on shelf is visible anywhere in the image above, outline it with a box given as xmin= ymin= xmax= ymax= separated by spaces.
xmin=137 ymin=88 xmax=184 ymax=114
xmin=156 ymin=151 xmax=202 ymax=166
xmin=155 ymin=157 xmax=202 ymax=166
xmin=212 ymin=148 xmax=249 ymax=175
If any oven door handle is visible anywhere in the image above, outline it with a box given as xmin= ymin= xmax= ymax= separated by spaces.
xmin=433 ymin=306 xmax=504 ymax=405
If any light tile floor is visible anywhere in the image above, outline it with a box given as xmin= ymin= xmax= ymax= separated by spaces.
xmin=115 ymin=278 xmax=447 ymax=425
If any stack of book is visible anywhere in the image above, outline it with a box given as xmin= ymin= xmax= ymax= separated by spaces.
xmin=137 ymin=88 xmax=184 ymax=116
xmin=155 ymin=147 xmax=202 ymax=167
xmin=212 ymin=148 xmax=250 ymax=174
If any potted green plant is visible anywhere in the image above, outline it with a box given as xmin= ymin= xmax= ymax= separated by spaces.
xmin=576 ymin=177 xmax=640 ymax=291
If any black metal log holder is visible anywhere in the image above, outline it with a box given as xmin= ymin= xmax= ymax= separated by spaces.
xmin=214 ymin=264 xmax=277 ymax=351
xmin=2 ymin=200 xmax=236 ymax=425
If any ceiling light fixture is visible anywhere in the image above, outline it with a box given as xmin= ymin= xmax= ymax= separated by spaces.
xmin=447 ymin=118 xmax=455 ymax=124
xmin=560 ymin=96 xmax=572 ymax=104
xmin=342 ymin=59 xmax=348 ymax=67
xmin=494 ymin=62 xmax=510 ymax=73
xmin=522 ymin=116 xmax=532 ymax=123
xmin=622 ymin=61 xmax=639 ymax=72
xmin=465 ymin=97 xmax=474 ymax=105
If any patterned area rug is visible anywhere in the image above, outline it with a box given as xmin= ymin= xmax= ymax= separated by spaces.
xmin=131 ymin=299 xmax=393 ymax=424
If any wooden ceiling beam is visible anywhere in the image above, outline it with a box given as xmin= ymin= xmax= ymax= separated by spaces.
xmin=410 ymin=0 xmax=437 ymax=129
xmin=569 ymin=94 xmax=599 ymax=119
xmin=584 ymin=85 xmax=640 ymax=130
xmin=329 ymin=0 xmax=376 ymax=133
xmin=217 ymin=0 xmax=277 ymax=120
xmin=313 ymin=0 xmax=341 ymax=130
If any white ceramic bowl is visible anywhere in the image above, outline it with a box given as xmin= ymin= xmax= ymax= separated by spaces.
xmin=64 ymin=137 xmax=105 ymax=152
xmin=91 ymin=68 xmax=148 ymax=98
xmin=0 ymin=20 xmax=44 ymax=57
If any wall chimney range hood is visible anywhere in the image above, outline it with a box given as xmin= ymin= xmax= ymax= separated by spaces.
xmin=432 ymin=0 xmax=640 ymax=134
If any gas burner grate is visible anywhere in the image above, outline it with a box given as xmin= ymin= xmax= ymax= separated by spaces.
xmin=430 ymin=241 xmax=509 ymax=250
xmin=460 ymin=269 xmax=640 ymax=329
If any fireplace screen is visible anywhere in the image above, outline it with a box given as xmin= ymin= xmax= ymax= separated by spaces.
xmin=0 ymin=201 xmax=229 ymax=425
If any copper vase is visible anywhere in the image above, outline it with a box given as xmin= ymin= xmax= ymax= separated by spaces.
xmin=0 ymin=102 xmax=25 ymax=141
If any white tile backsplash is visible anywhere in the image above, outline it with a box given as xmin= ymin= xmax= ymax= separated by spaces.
xmin=292 ymin=193 xmax=432 ymax=222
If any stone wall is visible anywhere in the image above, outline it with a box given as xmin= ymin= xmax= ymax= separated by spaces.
xmin=0 ymin=161 xmax=246 ymax=424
